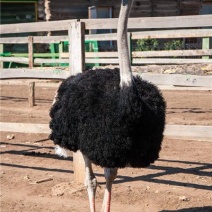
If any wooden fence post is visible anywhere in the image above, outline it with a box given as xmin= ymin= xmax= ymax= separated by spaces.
xmin=28 ymin=36 xmax=34 ymax=68
xmin=28 ymin=82 xmax=35 ymax=107
xmin=69 ymin=21 xmax=86 ymax=184
xmin=69 ymin=21 xmax=85 ymax=75
xmin=28 ymin=36 xmax=35 ymax=106
xmin=202 ymin=37 xmax=210 ymax=59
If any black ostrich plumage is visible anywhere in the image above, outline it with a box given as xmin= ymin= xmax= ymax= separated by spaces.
xmin=49 ymin=68 xmax=166 ymax=168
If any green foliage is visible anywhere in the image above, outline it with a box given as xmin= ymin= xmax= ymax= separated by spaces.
xmin=136 ymin=38 xmax=183 ymax=51
xmin=164 ymin=40 xmax=183 ymax=50
xmin=136 ymin=38 xmax=159 ymax=51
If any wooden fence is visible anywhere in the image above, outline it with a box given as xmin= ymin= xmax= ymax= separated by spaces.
xmin=0 ymin=14 xmax=212 ymax=125
xmin=0 ymin=15 xmax=212 ymax=70
xmin=1 ymin=15 xmax=212 ymax=183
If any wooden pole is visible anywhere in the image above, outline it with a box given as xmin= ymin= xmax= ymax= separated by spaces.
xmin=28 ymin=82 xmax=35 ymax=107
xmin=202 ymin=37 xmax=210 ymax=60
xmin=69 ymin=21 xmax=85 ymax=75
xmin=73 ymin=151 xmax=86 ymax=184
xmin=28 ymin=37 xmax=35 ymax=107
xmin=69 ymin=21 xmax=86 ymax=184
xmin=28 ymin=36 xmax=34 ymax=68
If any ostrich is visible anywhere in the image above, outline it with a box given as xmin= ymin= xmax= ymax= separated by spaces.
xmin=49 ymin=0 xmax=166 ymax=211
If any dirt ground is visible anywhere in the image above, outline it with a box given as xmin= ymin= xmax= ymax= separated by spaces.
xmin=0 ymin=82 xmax=212 ymax=212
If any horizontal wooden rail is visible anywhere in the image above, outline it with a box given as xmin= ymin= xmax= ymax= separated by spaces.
xmin=135 ymin=73 xmax=212 ymax=87
xmin=0 ymin=57 xmax=29 ymax=64
xmin=0 ymin=122 xmax=211 ymax=141
xmin=0 ymin=68 xmax=70 ymax=80
xmin=133 ymin=58 xmax=212 ymax=64
xmin=2 ymin=57 xmax=211 ymax=65
xmin=1 ymin=15 xmax=212 ymax=35
xmin=1 ymin=28 xmax=212 ymax=44
xmin=0 ymin=15 xmax=211 ymax=68
xmin=1 ymin=69 xmax=212 ymax=87
xmin=1 ymin=80 xmax=212 ymax=91
xmin=133 ymin=50 xmax=212 ymax=58
xmin=1 ymin=79 xmax=212 ymax=90
xmin=132 ymin=29 xmax=212 ymax=39
xmin=0 ymin=36 xmax=69 ymax=44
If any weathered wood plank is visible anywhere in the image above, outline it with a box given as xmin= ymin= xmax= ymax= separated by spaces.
xmin=69 ymin=21 xmax=85 ymax=75
xmin=61 ymin=49 xmax=212 ymax=58
xmin=202 ymin=37 xmax=210 ymax=60
xmin=0 ymin=29 xmax=211 ymax=44
xmin=1 ymin=69 xmax=212 ymax=88
xmin=0 ymin=80 xmax=61 ymax=87
xmin=34 ymin=58 xmax=69 ymax=64
xmin=0 ymin=122 xmax=50 ymax=134
xmin=28 ymin=36 xmax=34 ymax=68
xmin=0 ymin=57 xmax=29 ymax=64
xmin=164 ymin=125 xmax=212 ymax=141
xmin=135 ymin=73 xmax=212 ymax=87
xmin=0 ymin=36 xmax=68 ymax=44
xmin=85 ymin=33 xmax=117 ymax=41
xmin=132 ymin=29 xmax=212 ymax=39
xmin=1 ymin=122 xmax=211 ymax=141
xmin=87 ymin=52 xmax=118 ymax=58
xmin=28 ymin=82 xmax=35 ymax=107
xmin=0 ymin=68 xmax=69 ymax=79
xmin=0 ymin=20 xmax=73 ymax=35
xmin=1 ymin=57 xmax=212 ymax=65
xmin=0 ymin=15 xmax=211 ymax=34
xmin=69 ymin=21 xmax=86 ymax=184
xmin=133 ymin=58 xmax=212 ymax=64
xmin=61 ymin=52 xmax=118 ymax=58
xmin=1 ymin=80 xmax=211 ymax=91
xmin=133 ymin=50 xmax=212 ymax=57
xmin=85 ymin=58 xmax=119 ymax=64
xmin=84 ymin=15 xmax=212 ymax=30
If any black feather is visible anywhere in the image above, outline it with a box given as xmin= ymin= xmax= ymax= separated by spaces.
xmin=49 ymin=68 xmax=166 ymax=168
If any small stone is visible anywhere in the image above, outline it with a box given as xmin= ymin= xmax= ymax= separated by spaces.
xmin=155 ymin=190 xmax=159 ymax=193
xmin=24 ymin=175 xmax=30 ymax=180
xmin=0 ymin=171 xmax=5 ymax=178
xmin=7 ymin=134 xmax=15 ymax=140
xmin=179 ymin=196 xmax=189 ymax=201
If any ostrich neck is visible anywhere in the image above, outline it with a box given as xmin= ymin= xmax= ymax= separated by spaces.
xmin=117 ymin=0 xmax=133 ymax=88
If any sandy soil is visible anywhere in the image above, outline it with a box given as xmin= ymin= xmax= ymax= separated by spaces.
xmin=0 ymin=83 xmax=212 ymax=212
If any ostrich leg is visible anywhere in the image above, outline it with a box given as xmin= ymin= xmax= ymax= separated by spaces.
xmin=83 ymin=155 xmax=97 ymax=212
xmin=101 ymin=168 xmax=118 ymax=212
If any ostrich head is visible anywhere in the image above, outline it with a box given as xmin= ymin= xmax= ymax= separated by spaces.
xmin=117 ymin=0 xmax=133 ymax=88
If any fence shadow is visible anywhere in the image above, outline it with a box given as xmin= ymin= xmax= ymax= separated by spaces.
xmin=1 ymin=162 xmax=73 ymax=174
xmin=1 ymin=140 xmax=73 ymax=161
xmin=1 ymin=96 xmax=53 ymax=104
xmin=114 ymin=158 xmax=212 ymax=191
xmin=160 ymin=206 xmax=212 ymax=212
xmin=1 ymin=139 xmax=212 ymax=191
